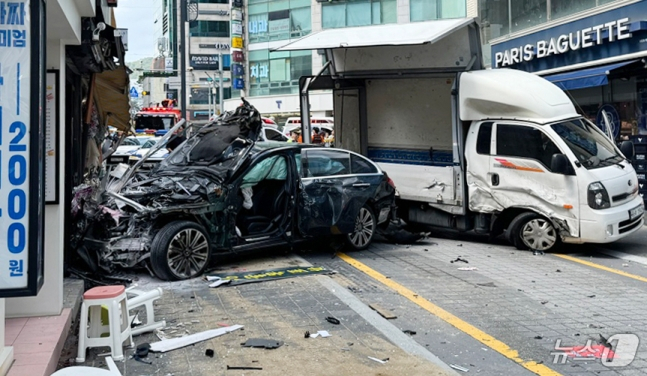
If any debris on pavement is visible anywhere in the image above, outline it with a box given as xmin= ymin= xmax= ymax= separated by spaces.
xmin=534 ymin=335 xmax=543 ymax=339
xmin=541 ymin=301 xmax=548 ymax=305
xmin=309 ymin=330 xmax=332 ymax=338
xmin=348 ymin=286 xmax=362 ymax=293
xmin=402 ymin=330 xmax=417 ymax=335
xmin=449 ymin=364 xmax=469 ymax=372
xmin=304 ymin=331 xmax=310 ymax=338
xmin=369 ymin=304 xmax=397 ymax=319
xmin=241 ymin=338 xmax=284 ymax=349
xmin=457 ymin=267 xmax=478 ymax=271
xmin=206 ymin=266 xmax=328 ymax=286
xmin=450 ymin=257 xmax=469 ymax=264
xmin=205 ymin=349 xmax=214 ymax=357
xmin=587 ymin=295 xmax=596 ymax=298
xmin=368 ymin=356 xmax=389 ymax=364
xmin=532 ymin=250 xmax=545 ymax=256
xmin=227 ymin=365 xmax=263 ymax=370
xmin=325 ymin=316 xmax=341 ymax=325
xmin=149 ymin=325 xmax=243 ymax=353
xmin=133 ymin=343 xmax=153 ymax=364
xmin=476 ymin=282 xmax=497 ymax=287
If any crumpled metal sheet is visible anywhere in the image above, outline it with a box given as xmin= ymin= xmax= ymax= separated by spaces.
xmin=467 ymin=169 xmax=579 ymax=238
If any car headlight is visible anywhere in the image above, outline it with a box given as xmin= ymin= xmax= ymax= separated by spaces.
xmin=588 ymin=182 xmax=610 ymax=209
xmin=129 ymin=155 xmax=141 ymax=161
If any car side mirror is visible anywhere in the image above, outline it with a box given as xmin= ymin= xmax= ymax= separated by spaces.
xmin=550 ymin=153 xmax=569 ymax=174
xmin=620 ymin=141 xmax=635 ymax=161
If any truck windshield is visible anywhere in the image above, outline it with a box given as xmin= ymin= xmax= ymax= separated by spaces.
xmin=550 ymin=118 xmax=623 ymax=170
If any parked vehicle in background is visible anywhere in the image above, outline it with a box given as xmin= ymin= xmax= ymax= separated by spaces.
xmin=79 ymin=101 xmax=396 ymax=281
xmin=107 ymin=136 xmax=154 ymax=165
xmin=262 ymin=126 xmax=288 ymax=142
xmin=281 ymin=18 xmax=644 ymax=253
xmin=129 ymin=137 xmax=168 ymax=169
xmin=135 ymin=105 xmax=182 ymax=133
xmin=283 ymin=117 xmax=333 ymax=137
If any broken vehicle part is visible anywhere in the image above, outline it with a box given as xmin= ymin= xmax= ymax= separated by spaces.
xmin=325 ymin=316 xmax=340 ymax=325
xmin=241 ymin=339 xmax=284 ymax=349
xmin=149 ymin=325 xmax=243 ymax=353
xmin=227 ymin=365 xmax=263 ymax=370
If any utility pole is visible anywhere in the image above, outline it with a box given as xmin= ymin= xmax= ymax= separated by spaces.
xmin=219 ymin=52 xmax=224 ymax=115
xmin=179 ymin=0 xmax=187 ymax=122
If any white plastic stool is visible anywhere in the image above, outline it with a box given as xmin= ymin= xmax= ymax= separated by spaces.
xmin=76 ymin=286 xmax=133 ymax=363
xmin=53 ymin=356 xmax=121 ymax=376
xmin=126 ymin=287 xmax=166 ymax=336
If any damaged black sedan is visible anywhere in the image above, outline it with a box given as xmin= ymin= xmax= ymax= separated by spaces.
xmin=79 ymin=101 xmax=396 ymax=280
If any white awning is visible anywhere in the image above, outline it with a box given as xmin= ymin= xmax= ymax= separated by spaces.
xmin=274 ymin=18 xmax=475 ymax=51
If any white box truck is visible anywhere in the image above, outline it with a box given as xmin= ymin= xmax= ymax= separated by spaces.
xmin=275 ymin=18 xmax=644 ymax=252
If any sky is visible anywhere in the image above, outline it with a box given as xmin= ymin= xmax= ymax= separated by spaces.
xmin=114 ymin=0 xmax=158 ymax=62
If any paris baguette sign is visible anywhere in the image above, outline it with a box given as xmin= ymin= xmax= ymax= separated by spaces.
xmin=495 ymin=17 xmax=632 ymax=68
xmin=0 ymin=0 xmax=46 ymax=297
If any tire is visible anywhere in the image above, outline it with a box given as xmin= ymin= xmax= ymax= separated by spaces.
xmin=506 ymin=212 xmax=559 ymax=252
xmin=150 ymin=220 xmax=212 ymax=281
xmin=345 ymin=205 xmax=377 ymax=251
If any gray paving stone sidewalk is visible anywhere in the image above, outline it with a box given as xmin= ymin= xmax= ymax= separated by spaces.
xmin=306 ymin=237 xmax=647 ymax=376
xmin=58 ymin=257 xmax=452 ymax=376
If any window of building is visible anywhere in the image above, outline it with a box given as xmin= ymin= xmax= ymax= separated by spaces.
xmin=249 ymin=0 xmax=311 ymax=43
xmin=249 ymin=49 xmax=311 ymax=97
xmin=196 ymin=0 xmax=228 ymax=3
xmin=510 ymin=0 xmax=547 ymax=33
xmin=410 ymin=0 xmax=465 ymax=22
xmin=322 ymin=0 xmax=396 ymax=29
xmin=189 ymin=20 xmax=229 ymax=38
xmin=190 ymin=87 xmax=232 ymax=105
xmin=551 ymin=0 xmax=596 ymax=21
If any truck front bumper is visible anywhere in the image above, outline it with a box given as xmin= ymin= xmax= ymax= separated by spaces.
xmin=571 ymin=196 xmax=644 ymax=244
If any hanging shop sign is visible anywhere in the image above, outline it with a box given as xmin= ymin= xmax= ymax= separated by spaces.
xmin=231 ymin=36 xmax=243 ymax=49
xmin=0 ymin=0 xmax=46 ymax=297
xmin=232 ymin=63 xmax=244 ymax=76
xmin=232 ymin=21 xmax=242 ymax=36
xmin=232 ymin=9 xmax=243 ymax=21
xmin=233 ymin=78 xmax=245 ymax=90
xmin=190 ymin=54 xmax=219 ymax=70
xmin=232 ymin=50 xmax=244 ymax=62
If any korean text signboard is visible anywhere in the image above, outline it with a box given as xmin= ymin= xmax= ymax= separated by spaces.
xmin=0 ymin=0 xmax=45 ymax=297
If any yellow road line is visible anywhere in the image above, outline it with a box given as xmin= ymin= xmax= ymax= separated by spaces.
xmin=554 ymin=254 xmax=647 ymax=283
xmin=337 ymin=252 xmax=562 ymax=376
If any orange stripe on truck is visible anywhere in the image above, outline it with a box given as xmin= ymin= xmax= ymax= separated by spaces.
xmin=494 ymin=158 xmax=544 ymax=173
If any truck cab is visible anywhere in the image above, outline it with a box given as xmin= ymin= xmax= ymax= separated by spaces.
xmin=275 ymin=18 xmax=644 ymax=251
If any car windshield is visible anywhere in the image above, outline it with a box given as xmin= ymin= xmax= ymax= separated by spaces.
xmin=142 ymin=139 xmax=164 ymax=148
xmin=550 ymin=118 xmax=623 ymax=169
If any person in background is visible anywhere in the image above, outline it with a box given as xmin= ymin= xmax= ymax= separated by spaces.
xmin=287 ymin=128 xmax=302 ymax=143
xmin=312 ymin=127 xmax=323 ymax=144
xmin=324 ymin=129 xmax=335 ymax=147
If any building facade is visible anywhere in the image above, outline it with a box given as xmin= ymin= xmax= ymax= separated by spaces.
xmin=486 ymin=0 xmax=647 ymax=139
xmin=224 ymin=0 xmax=476 ymax=126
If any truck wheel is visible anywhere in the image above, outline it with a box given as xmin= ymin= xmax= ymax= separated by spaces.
xmin=506 ymin=212 xmax=559 ymax=252
xmin=345 ymin=205 xmax=376 ymax=251
xmin=150 ymin=220 xmax=212 ymax=281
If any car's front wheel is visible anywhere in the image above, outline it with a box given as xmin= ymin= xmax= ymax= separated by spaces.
xmin=345 ymin=205 xmax=376 ymax=251
xmin=150 ymin=220 xmax=212 ymax=281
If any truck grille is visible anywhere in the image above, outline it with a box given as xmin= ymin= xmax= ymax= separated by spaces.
xmin=619 ymin=215 xmax=643 ymax=234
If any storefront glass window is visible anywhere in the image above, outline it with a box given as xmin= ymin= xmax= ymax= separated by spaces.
xmin=197 ymin=0 xmax=227 ymax=3
xmin=410 ymin=0 xmax=466 ymax=21
xmin=323 ymin=0 xmax=397 ymax=29
xmin=511 ymin=0 xmax=548 ymax=33
xmin=248 ymin=1 xmax=311 ymax=43
xmin=551 ymin=0 xmax=596 ymax=21
xmin=189 ymin=21 xmax=230 ymax=38
xmin=249 ymin=50 xmax=312 ymax=97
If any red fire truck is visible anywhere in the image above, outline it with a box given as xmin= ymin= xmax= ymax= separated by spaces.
xmin=134 ymin=99 xmax=182 ymax=134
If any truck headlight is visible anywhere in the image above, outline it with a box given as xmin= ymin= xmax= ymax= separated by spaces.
xmin=588 ymin=182 xmax=610 ymax=209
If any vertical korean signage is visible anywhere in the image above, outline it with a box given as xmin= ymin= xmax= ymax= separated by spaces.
xmin=230 ymin=0 xmax=244 ymax=90
xmin=0 ymin=0 xmax=46 ymax=297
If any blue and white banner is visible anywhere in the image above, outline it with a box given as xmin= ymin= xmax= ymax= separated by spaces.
xmin=0 ymin=0 xmax=30 ymax=289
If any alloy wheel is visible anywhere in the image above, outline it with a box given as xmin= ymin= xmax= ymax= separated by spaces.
xmin=167 ymin=228 xmax=209 ymax=279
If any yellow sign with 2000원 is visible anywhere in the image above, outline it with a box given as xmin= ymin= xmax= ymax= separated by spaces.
xmin=232 ymin=37 xmax=243 ymax=49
